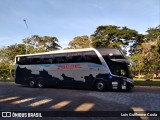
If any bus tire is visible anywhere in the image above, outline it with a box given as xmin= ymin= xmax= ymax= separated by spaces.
xmin=29 ymin=79 xmax=36 ymax=88
xmin=95 ymin=80 xmax=106 ymax=91
xmin=37 ymin=79 xmax=44 ymax=88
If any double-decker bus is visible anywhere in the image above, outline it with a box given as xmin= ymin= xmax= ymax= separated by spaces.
xmin=15 ymin=48 xmax=134 ymax=91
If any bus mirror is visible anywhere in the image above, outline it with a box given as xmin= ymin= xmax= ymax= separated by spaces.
xmin=108 ymin=53 xmax=113 ymax=59
xmin=109 ymin=53 xmax=113 ymax=56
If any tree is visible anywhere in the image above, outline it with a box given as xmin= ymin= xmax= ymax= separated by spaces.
xmin=0 ymin=44 xmax=26 ymax=78
xmin=157 ymin=36 xmax=160 ymax=54
xmin=129 ymin=53 xmax=145 ymax=79
xmin=0 ymin=35 xmax=61 ymax=79
xmin=91 ymin=25 xmax=144 ymax=55
xmin=145 ymin=25 xmax=160 ymax=54
xmin=144 ymin=25 xmax=160 ymax=76
xmin=0 ymin=62 xmax=10 ymax=80
xmin=23 ymin=35 xmax=61 ymax=53
xmin=68 ymin=35 xmax=91 ymax=49
xmin=145 ymin=25 xmax=160 ymax=40
xmin=129 ymin=25 xmax=160 ymax=79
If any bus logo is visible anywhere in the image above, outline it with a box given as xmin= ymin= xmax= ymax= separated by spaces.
xmin=57 ymin=64 xmax=81 ymax=70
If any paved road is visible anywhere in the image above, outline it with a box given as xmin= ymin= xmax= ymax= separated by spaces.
xmin=0 ymin=82 xmax=159 ymax=120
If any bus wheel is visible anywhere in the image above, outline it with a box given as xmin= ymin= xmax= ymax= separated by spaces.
xmin=95 ymin=80 xmax=106 ymax=91
xmin=37 ymin=79 xmax=44 ymax=88
xmin=29 ymin=80 xmax=36 ymax=88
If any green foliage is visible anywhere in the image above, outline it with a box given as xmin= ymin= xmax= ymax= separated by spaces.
xmin=91 ymin=25 xmax=144 ymax=55
xmin=0 ymin=35 xmax=61 ymax=78
xmin=157 ymin=37 xmax=160 ymax=54
xmin=145 ymin=25 xmax=160 ymax=40
xmin=129 ymin=25 xmax=160 ymax=79
xmin=23 ymin=35 xmax=61 ymax=53
xmin=0 ymin=44 xmax=26 ymax=78
xmin=68 ymin=35 xmax=90 ymax=49
xmin=108 ymin=41 xmax=122 ymax=48
xmin=129 ymin=53 xmax=145 ymax=71
xmin=92 ymin=25 xmax=143 ymax=47
xmin=0 ymin=44 xmax=26 ymax=62
xmin=134 ymin=81 xmax=160 ymax=86
xmin=0 ymin=62 xmax=11 ymax=80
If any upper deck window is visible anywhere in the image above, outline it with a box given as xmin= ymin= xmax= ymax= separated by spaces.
xmin=15 ymin=50 xmax=102 ymax=65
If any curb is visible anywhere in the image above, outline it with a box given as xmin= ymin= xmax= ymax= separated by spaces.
xmin=134 ymin=86 xmax=160 ymax=88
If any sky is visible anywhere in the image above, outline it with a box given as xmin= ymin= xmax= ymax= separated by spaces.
xmin=0 ymin=0 xmax=160 ymax=48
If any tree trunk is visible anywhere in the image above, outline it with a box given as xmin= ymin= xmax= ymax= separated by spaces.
xmin=9 ymin=69 xmax=13 ymax=78
xmin=138 ymin=69 xmax=141 ymax=79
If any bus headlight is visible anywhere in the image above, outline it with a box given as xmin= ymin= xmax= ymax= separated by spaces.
xmin=126 ymin=78 xmax=133 ymax=83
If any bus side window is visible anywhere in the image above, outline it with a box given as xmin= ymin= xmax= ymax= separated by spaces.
xmin=16 ymin=57 xmax=20 ymax=64
xmin=67 ymin=52 xmax=83 ymax=63
xmin=20 ymin=57 xmax=27 ymax=65
xmin=39 ymin=55 xmax=53 ymax=64
xmin=53 ymin=54 xmax=67 ymax=64
xmin=33 ymin=58 xmax=41 ymax=64
xmin=84 ymin=52 xmax=92 ymax=61
xmin=75 ymin=52 xmax=83 ymax=63
xmin=28 ymin=58 xmax=33 ymax=64
xmin=66 ymin=53 xmax=73 ymax=63
xmin=83 ymin=51 xmax=102 ymax=64
xmin=36 ymin=58 xmax=42 ymax=64
xmin=54 ymin=57 xmax=60 ymax=63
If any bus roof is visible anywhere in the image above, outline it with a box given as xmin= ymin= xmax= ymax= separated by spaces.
xmin=15 ymin=47 xmax=121 ymax=57
xmin=15 ymin=48 xmax=95 ymax=57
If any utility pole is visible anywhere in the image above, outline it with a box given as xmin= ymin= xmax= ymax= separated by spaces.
xmin=23 ymin=19 xmax=29 ymax=54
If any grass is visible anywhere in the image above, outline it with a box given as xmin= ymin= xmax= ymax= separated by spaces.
xmin=0 ymin=78 xmax=14 ymax=82
xmin=134 ymin=81 xmax=160 ymax=86
xmin=134 ymin=78 xmax=160 ymax=81
xmin=133 ymin=78 xmax=160 ymax=86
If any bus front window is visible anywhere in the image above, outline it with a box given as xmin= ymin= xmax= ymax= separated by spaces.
xmin=108 ymin=61 xmax=131 ymax=78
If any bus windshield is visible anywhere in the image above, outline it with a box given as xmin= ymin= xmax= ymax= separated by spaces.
xmin=96 ymin=48 xmax=132 ymax=78
xmin=108 ymin=61 xmax=132 ymax=78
